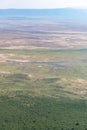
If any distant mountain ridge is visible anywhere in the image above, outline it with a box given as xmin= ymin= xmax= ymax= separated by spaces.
xmin=0 ymin=8 xmax=87 ymax=22
xmin=0 ymin=8 xmax=87 ymax=16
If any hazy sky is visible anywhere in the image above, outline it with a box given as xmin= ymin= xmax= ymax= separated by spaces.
xmin=1 ymin=0 xmax=87 ymax=9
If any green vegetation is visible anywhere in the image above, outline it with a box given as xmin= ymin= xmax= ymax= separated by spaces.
xmin=0 ymin=48 xmax=87 ymax=129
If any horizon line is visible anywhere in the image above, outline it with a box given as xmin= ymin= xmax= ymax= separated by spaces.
xmin=0 ymin=7 xmax=87 ymax=10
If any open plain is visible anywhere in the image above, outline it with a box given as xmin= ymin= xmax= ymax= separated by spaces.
xmin=0 ymin=9 xmax=87 ymax=130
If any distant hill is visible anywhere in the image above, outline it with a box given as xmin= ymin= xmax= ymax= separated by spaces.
xmin=0 ymin=8 xmax=87 ymax=16
xmin=0 ymin=8 xmax=87 ymax=21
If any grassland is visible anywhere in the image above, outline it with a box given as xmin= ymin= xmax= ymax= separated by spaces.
xmin=0 ymin=48 xmax=87 ymax=130
xmin=0 ymin=16 xmax=87 ymax=130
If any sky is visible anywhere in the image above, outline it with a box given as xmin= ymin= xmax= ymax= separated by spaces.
xmin=1 ymin=0 xmax=87 ymax=9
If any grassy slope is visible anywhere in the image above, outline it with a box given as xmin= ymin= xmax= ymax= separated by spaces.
xmin=0 ymin=49 xmax=87 ymax=130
